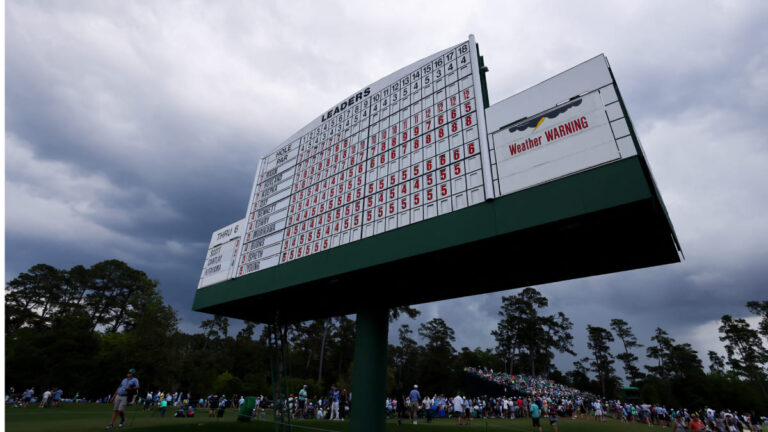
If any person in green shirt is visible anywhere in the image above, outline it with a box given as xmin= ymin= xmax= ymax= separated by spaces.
xmin=298 ymin=385 xmax=308 ymax=419
xmin=530 ymin=401 xmax=542 ymax=432
xmin=159 ymin=399 xmax=168 ymax=418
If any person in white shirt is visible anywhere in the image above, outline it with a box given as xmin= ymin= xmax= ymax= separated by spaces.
xmin=453 ymin=393 xmax=464 ymax=425
xmin=423 ymin=395 xmax=433 ymax=423
xmin=464 ymin=396 xmax=473 ymax=425
xmin=39 ymin=389 xmax=51 ymax=408
xmin=640 ymin=403 xmax=651 ymax=426
xmin=593 ymin=400 xmax=604 ymax=422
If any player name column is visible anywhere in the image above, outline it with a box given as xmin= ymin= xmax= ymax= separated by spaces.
xmin=237 ymin=141 xmax=299 ymax=276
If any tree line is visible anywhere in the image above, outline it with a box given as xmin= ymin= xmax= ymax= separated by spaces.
xmin=487 ymin=288 xmax=768 ymax=414
xmin=5 ymin=261 xmax=767 ymax=414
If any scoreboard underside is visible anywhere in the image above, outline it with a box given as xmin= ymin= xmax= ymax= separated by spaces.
xmin=193 ymin=155 xmax=679 ymax=324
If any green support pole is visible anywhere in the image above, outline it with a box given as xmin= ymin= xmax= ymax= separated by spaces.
xmin=350 ymin=306 xmax=388 ymax=432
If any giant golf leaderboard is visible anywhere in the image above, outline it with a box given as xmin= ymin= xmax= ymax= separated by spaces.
xmin=199 ymin=37 xmax=495 ymax=287
xmin=198 ymin=35 xmax=676 ymax=290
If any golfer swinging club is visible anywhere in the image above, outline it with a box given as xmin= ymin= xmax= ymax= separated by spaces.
xmin=106 ymin=368 xmax=139 ymax=429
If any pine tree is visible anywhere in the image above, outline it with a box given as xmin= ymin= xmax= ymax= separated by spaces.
xmin=646 ymin=327 xmax=674 ymax=380
xmin=707 ymin=350 xmax=726 ymax=374
xmin=719 ymin=314 xmax=768 ymax=404
xmin=492 ymin=288 xmax=574 ymax=377
xmin=610 ymin=318 xmax=644 ymax=385
xmin=746 ymin=300 xmax=768 ymax=339
xmin=586 ymin=325 xmax=616 ymax=397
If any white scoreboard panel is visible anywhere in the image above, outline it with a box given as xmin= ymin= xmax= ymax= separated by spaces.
xmin=485 ymin=54 xmax=638 ymax=197
xmin=234 ymin=36 xmax=495 ymax=278
xmin=198 ymin=218 xmax=245 ymax=289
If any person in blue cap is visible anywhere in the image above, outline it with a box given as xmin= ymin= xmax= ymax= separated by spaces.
xmin=106 ymin=368 xmax=139 ymax=429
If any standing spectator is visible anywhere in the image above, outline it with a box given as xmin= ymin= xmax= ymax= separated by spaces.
xmin=408 ymin=385 xmax=421 ymax=425
xmin=217 ymin=395 xmax=227 ymax=418
xmin=463 ymin=394 xmax=473 ymax=426
xmin=689 ymin=413 xmax=706 ymax=432
xmin=298 ymin=385 xmax=308 ymax=419
xmin=105 ymin=368 xmax=139 ymax=430
xmin=393 ymin=383 xmax=406 ymax=425
xmin=144 ymin=391 xmax=153 ymax=411
xmin=315 ymin=397 xmax=325 ymax=420
xmin=423 ymin=394 xmax=434 ymax=423
xmin=339 ymin=389 xmax=348 ymax=420
xmin=530 ymin=400 xmax=542 ymax=432
xmin=593 ymin=399 xmax=604 ymax=422
xmin=51 ymin=387 xmax=63 ymax=408
xmin=208 ymin=394 xmax=215 ymax=414
xmin=548 ymin=403 xmax=559 ymax=432
xmin=706 ymin=407 xmax=715 ymax=424
xmin=21 ymin=387 xmax=35 ymax=408
xmin=330 ymin=385 xmax=340 ymax=420
xmin=673 ymin=411 xmax=687 ymax=432
xmin=159 ymin=398 xmax=168 ymax=417
xmin=325 ymin=387 xmax=333 ymax=419
xmin=641 ymin=403 xmax=652 ymax=426
xmin=453 ymin=393 xmax=464 ymax=426
xmin=40 ymin=389 xmax=51 ymax=408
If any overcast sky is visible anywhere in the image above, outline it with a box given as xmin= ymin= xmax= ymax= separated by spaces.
xmin=5 ymin=1 xmax=768 ymax=376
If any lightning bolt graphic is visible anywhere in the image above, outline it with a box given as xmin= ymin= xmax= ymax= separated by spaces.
xmin=533 ymin=116 xmax=546 ymax=132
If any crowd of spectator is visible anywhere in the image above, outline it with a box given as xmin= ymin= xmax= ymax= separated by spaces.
xmin=7 ymin=370 xmax=768 ymax=431
xmin=6 ymin=386 xmax=73 ymax=408
xmin=460 ymin=366 xmax=767 ymax=431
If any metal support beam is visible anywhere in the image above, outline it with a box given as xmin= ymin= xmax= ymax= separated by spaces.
xmin=350 ymin=306 xmax=388 ymax=432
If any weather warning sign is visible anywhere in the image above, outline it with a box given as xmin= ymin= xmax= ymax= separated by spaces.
xmin=490 ymin=88 xmax=623 ymax=196
xmin=506 ymin=97 xmax=592 ymax=156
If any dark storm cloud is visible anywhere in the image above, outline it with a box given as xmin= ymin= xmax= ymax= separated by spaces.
xmin=6 ymin=0 xmax=768 ymax=374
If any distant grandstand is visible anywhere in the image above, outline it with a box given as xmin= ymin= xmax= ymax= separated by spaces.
xmin=463 ymin=367 xmax=596 ymax=400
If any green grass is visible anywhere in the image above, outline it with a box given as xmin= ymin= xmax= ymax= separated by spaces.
xmin=2 ymin=403 xmax=692 ymax=432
